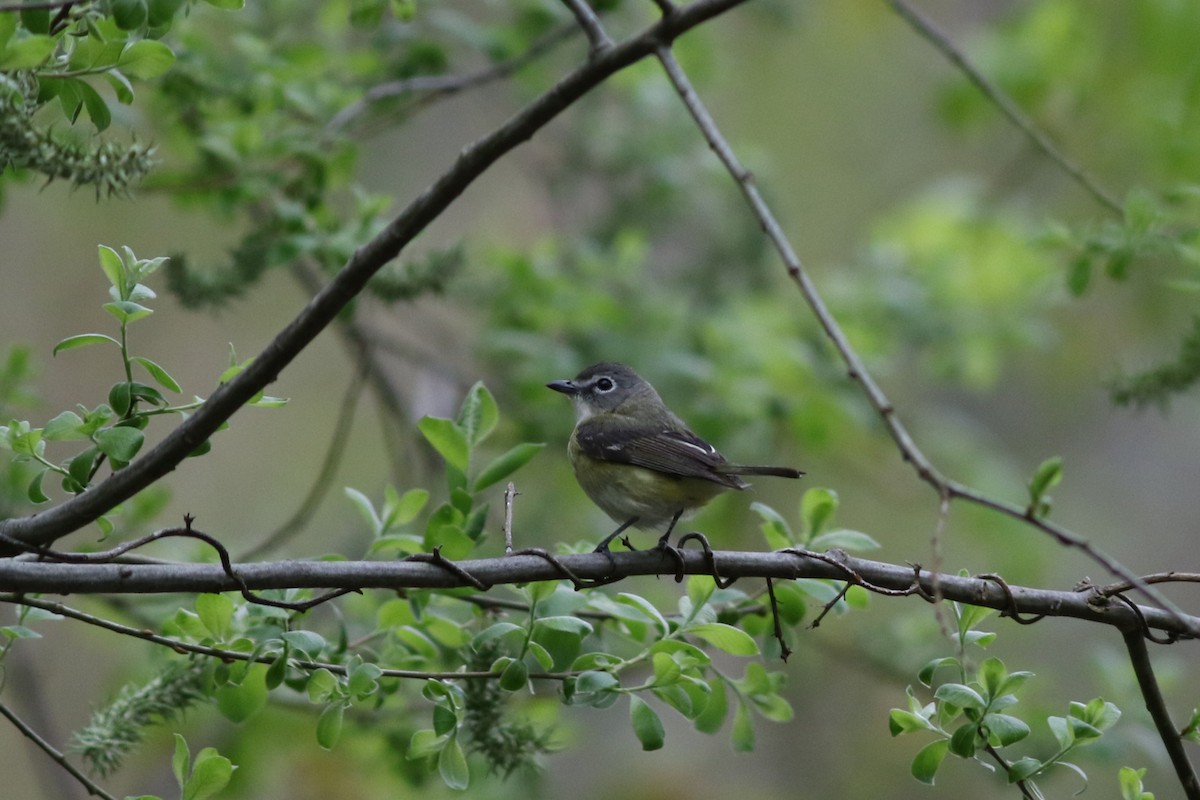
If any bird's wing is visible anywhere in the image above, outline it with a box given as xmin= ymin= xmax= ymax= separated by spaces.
xmin=574 ymin=420 xmax=748 ymax=489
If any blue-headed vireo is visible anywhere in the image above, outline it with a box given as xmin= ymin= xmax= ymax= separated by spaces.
xmin=548 ymin=362 xmax=804 ymax=553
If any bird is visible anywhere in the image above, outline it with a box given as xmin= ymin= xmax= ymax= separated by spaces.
xmin=547 ymin=362 xmax=804 ymax=556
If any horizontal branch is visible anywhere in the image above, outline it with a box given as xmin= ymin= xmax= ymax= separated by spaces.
xmin=0 ymin=0 xmax=750 ymax=554
xmin=1 ymin=549 xmax=1195 ymax=638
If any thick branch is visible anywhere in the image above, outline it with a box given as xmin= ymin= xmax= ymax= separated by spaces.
xmin=0 ymin=549 xmax=1195 ymax=638
xmin=0 ymin=0 xmax=751 ymax=555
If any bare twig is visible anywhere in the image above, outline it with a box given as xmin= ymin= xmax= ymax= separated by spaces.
xmin=560 ymin=0 xmax=613 ymax=55
xmin=0 ymin=700 xmax=118 ymax=800
xmin=503 ymin=482 xmax=519 ymax=554
xmin=651 ymin=43 xmax=1197 ymax=637
xmin=1122 ymin=625 xmax=1200 ymax=799
xmin=0 ymin=0 xmax=753 ymax=556
xmin=885 ymin=0 xmax=1123 ymax=216
xmin=238 ymin=361 xmax=368 ymax=560
xmin=325 ymin=21 xmax=578 ymax=134
xmin=0 ymin=594 xmax=572 ymax=682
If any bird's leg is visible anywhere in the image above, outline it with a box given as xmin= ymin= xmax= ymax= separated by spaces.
xmin=592 ymin=516 xmax=640 ymax=574
xmin=594 ymin=516 xmax=640 ymax=553
xmin=653 ymin=509 xmax=687 ymax=582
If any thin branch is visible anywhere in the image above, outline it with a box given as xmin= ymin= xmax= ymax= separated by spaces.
xmin=325 ymin=21 xmax=578 ymax=134
xmin=559 ymin=0 xmax=613 ymax=56
xmin=0 ymin=594 xmax=572 ymax=683
xmin=651 ymin=44 xmax=1198 ymax=637
xmin=503 ymin=482 xmax=519 ymax=554
xmin=0 ymin=549 xmax=1195 ymax=637
xmin=1122 ymin=627 xmax=1200 ymax=799
xmin=0 ymin=701 xmax=118 ymax=800
xmin=0 ymin=0 xmax=753 ymax=556
xmin=885 ymin=0 xmax=1123 ymax=216
xmin=237 ymin=361 xmax=368 ymax=560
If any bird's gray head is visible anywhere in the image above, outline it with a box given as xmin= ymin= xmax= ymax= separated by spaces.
xmin=547 ymin=362 xmax=663 ymax=421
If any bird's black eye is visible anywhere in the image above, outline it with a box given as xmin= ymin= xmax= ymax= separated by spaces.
xmin=594 ymin=377 xmax=615 ymax=393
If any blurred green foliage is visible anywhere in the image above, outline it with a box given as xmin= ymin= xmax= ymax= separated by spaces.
xmin=2 ymin=0 xmax=1199 ymax=798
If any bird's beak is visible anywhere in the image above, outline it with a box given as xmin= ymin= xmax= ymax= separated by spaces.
xmin=546 ymin=379 xmax=578 ymax=396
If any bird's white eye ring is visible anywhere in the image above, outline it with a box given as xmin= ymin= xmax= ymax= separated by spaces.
xmin=594 ymin=377 xmax=615 ymax=392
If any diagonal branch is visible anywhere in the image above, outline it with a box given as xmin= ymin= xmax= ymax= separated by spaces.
xmin=885 ymin=0 xmax=1123 ymax=216
xmin=0 ymin=0 xmax=752 ymax=556
xmin=651 ymin=44 xmax=1198 ymax=638
xmin=0 ymin=701 xmax=118 ymax=800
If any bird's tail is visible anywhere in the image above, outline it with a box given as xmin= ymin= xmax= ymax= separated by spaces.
xmin=719 ymin=464 xmax=805 ymax=479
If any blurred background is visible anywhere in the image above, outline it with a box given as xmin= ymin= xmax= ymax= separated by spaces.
xmin=2 ymin=0 xmax=1199 ymax=797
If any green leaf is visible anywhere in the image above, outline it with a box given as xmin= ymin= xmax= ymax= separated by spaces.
xmin=457 ymin=381 xmax=498 ymax=447
xmin=499 ymin=658 xmax=528 ymax=692
xmin=889 ymin=708 xmax=936 ymax=736
xmin=808 ymin=528 xmax=880 ymax=552
xmin=1067 ymin=254 xmax=1092 ymax=296
xmin=977 ymin=656 xmax=1007 ymax=697
xmin=265 ymin=647 xmax=289 ymax=689
xmin=316 ymin=703 xmax=345 ymax=750
xmin=282 ymin=630 xmax=327 ymax=658
xmin=94 ymin=426 xmax=144 ymax=463
xmin=472 ymin=621 xmax=523 ymax=650
xmin=119 ymin=39 xmax=176 ymax=80
xmin=629 ymin=696 xmax=665 ymax=751
xmin=1118 ymin=766 xmax=1154 ymax=800
xmin=694 ymin=677 xmax=728 ymax=734
xmin=106 ymin=69 xmax=135 ymax=104
xmin=215 ymin=665 xmax=268 ymax=723
xmin=172 ymin=734 xmax=190 ymax=788
xmin=382 ymin=487 xmax=429 ymax=529
xmin=417 ymin=416 xmax=469 ymax=472
xmin=204 ymin=0 xmax=246 ymax=8
xmin=911 ymin=739 xmax=949 ymax=784
xmin=984 ymin=713 xmax=1030 ymax=746
xmin=196 ymin=593 xmax=234 ymax=640
xmin=111 ymin=0 xmax=149 ymax=29
xmin=650 ymin=652 xmax=682 ymax=686
xmin=53 ymin=334 xmax=120 ymax=355
xmin=534 ymin=615 xmax=593 ymax=637
xmin=688 ymin=622 xmax=758 ymax=656
xmin=98 ymin=245 xmax=125 ymax=293
xmin=182 ymin=748 xmax=235 ymax=800
xmin=103 ymin=300 xmax=154 ymax=324
xmin=0 ymin=34 xmax=55 ymax=69
xmin=19 ymin=5 xmax=49 ymax=34
xmin=437 ymin=736 xmax=469 ymax=789
xmin=1007 ymin=756 xmax=1045 ymax=783
xmin=78 ymin=80 xmax=111 ymax=131
xmin=109 ymin=382 xmax=133 ymax=417
xmin=616 ymin=592 xmax=669 ymax=636
xmin=800 ymin=487 xmax=838 ymax=540
xmin=26 ymin=470 xmax=49 ymax=503
xmin=749 ymin=501 xmax=794 ymax=548
xmin=1028 ymin=456 xmax=1063 ymax=504
xmin=730 ymin=696 xmax=754 ymax=752
xmin=573 ymin=670 xmax=619 ymax=695
xmin=948 ymin=721 xmax=979 ymax=757
xmin=934 ymin=683 xmax=985 ymax=712
xmin=473 ymin=442 xmax=544 ymax=491
xmin=132 ymin=357 xmax=182 ymax=393
xmin=344 ymin=487 xmax=381 ymax=534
